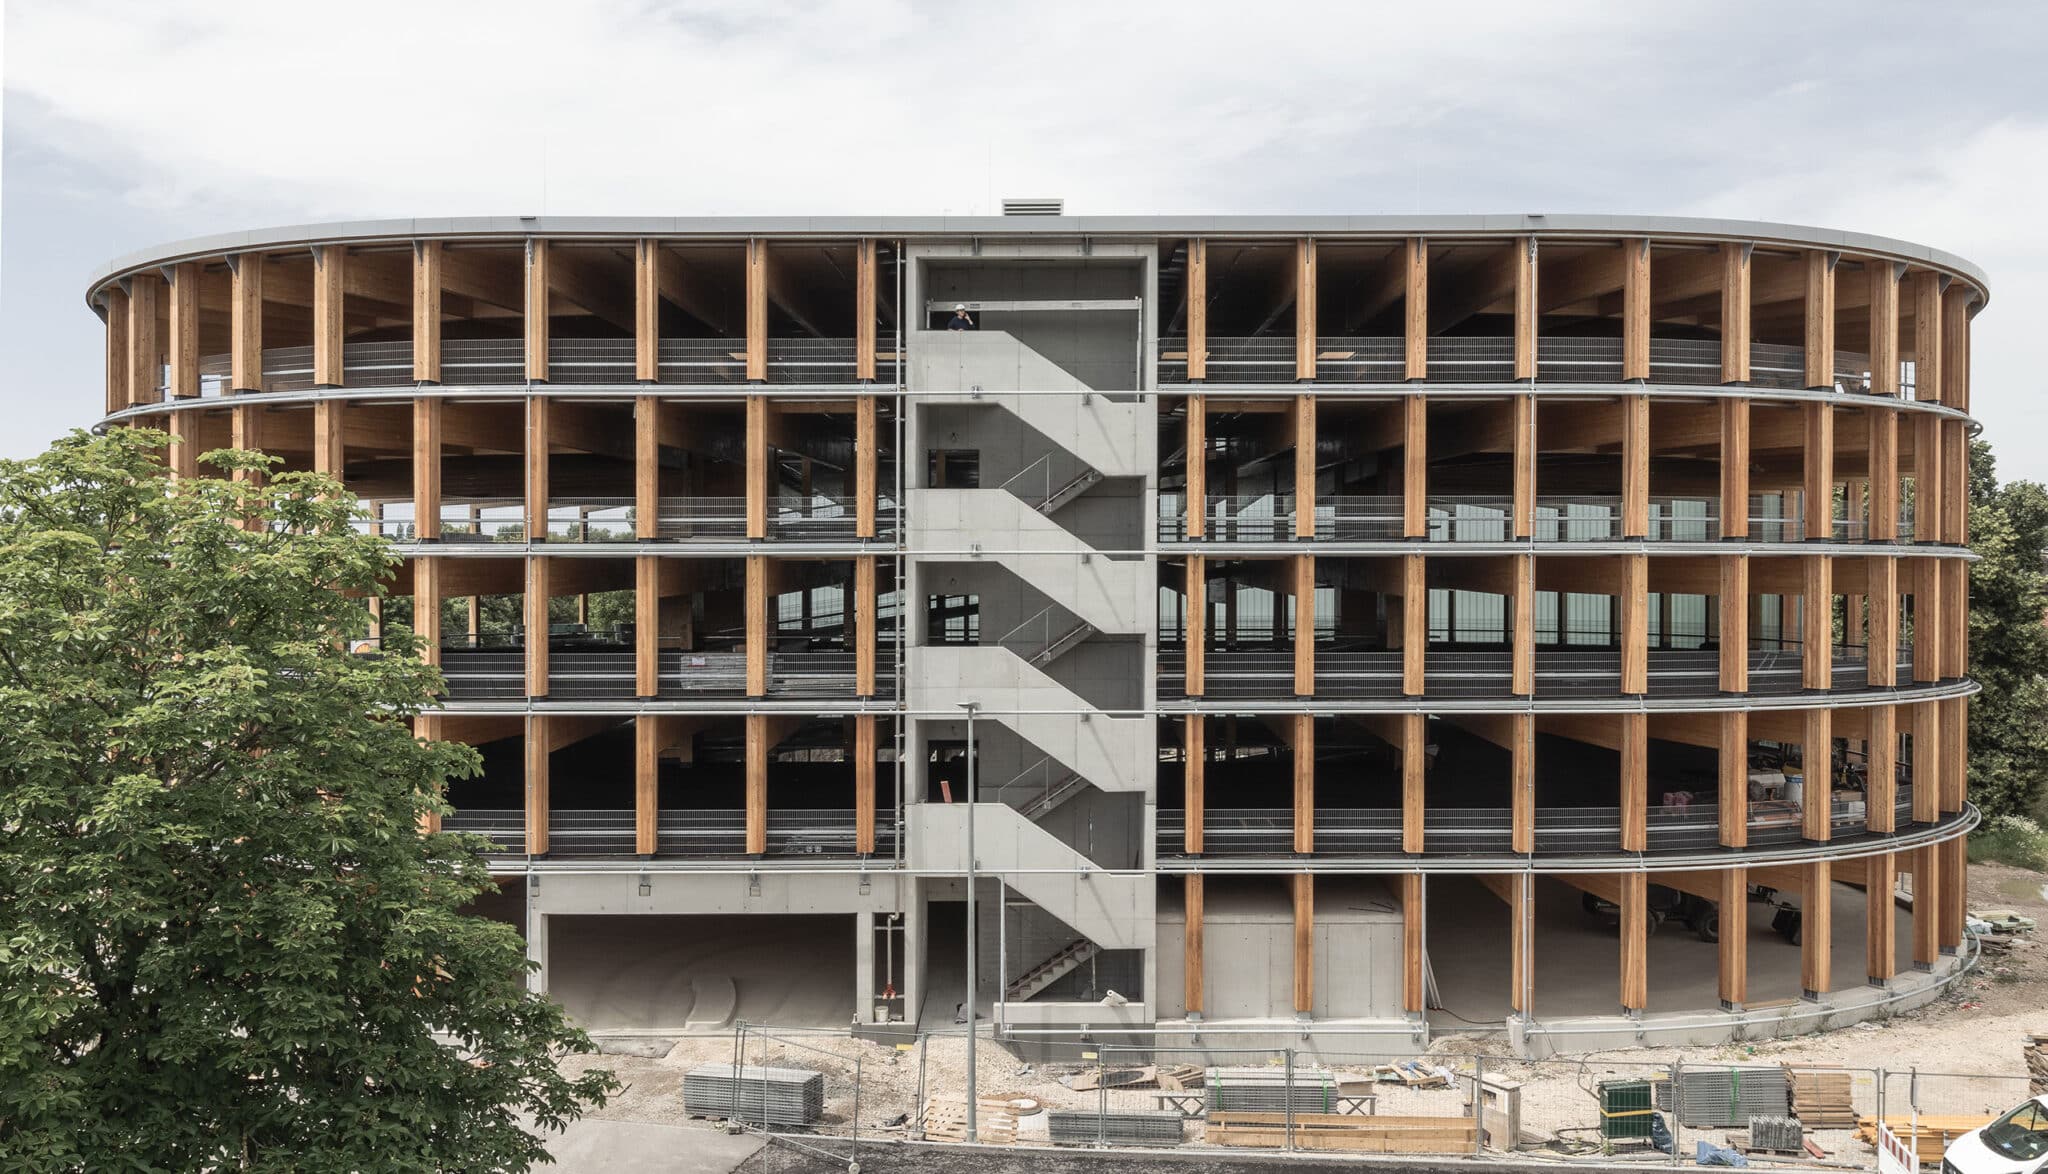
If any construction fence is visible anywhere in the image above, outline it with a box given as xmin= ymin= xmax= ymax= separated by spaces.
xmin=686 ymin=1024 xmax=2036 ymax=1168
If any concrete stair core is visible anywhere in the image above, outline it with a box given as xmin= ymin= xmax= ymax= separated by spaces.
xmin=908 ymin=803 xmax=1152 ymax=950
xmin=907 ymin=646 xmax=1152 ymax=793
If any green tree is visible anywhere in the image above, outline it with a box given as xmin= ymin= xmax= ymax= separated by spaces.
xmin=0 ymin=430 xmax=616 ymax=1172
xmin=1966 ymin=440 xmax=2048 ymax=820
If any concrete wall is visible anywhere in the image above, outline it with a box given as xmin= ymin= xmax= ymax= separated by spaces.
xmin=922 ymin=261 xmax=1144 ymax=391
xmin=1154 ymin=877 xmax=1405 ymax=1021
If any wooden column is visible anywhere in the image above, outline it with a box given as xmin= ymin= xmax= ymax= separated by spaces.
xmin=1184 ymin=874 xmax=1205 ymax=1016
xmin=855 ymin=556 xmax=877 ymax=697
xmin=1622 ymin=238 xmax=1651 ymax=382
xmin=745 ymin=395 xmax=769 ymax=539
xmin=1509 ymin=873 xmax=1533 ymax=1015
xmin=1404 ymin=238 xmax=1428 ymax=381
xmin=855 ymin=238 xmax=879 ymax=381
xmin=1185 ymin=394 xmax=1207 ymax=538
xmin=414 ymin=555 xmax=441 ymax=667
xmin=1941 ymin=559 xmax=1966 ymax=679
xmin=1720 ymin=398 xmax=1750 ymax=538
xmin=1720 ymin=555 xmax=1748 ymax=692
xmin=127 ymin=272 xmax=162 ymax=406
xmin=855 ymin=395 xmax=878 ymax=539
xmin=1911 ymin=701 xmax=1940 ymax=823
xmin=1802 ymin=403 xmax=1833 ymax=540
xmin=1802 ymin=556 xmax=1832 ymax=689
xmin=102 ymin=287 xmax=130 ymax=415
xmin=1911 ymin=843 xmax=1941 ymax=968
xmin=524 ymin=557 xmax=550 ymax=696
xmin=1940 ymin=697 xmax=1966 ymax=814
xmin=745 ymin=554 xmax=768 ymax=697
xmin=1867 ymin=556 xmax=1897 ymax=686
xmin=525 ymin=715 xmax=550 ymax=856
xmin=1293 ymin=395 xmax=1316 ymax=539
xmin=1804 ymin=250 xmax=1837 ymax=389
xmin=1802 ymin=860 xmax=1831 ymax=997
xmin=1512 ymin=394 xmax=1535 ymax=538
xmin=167 ymin=262 xmax=200 ymax=400
xmin=1720 ymin=865 xmax=1748 ymax=1008
xmin=525 ymin=395 xmax=550 ymax=540
xmin=1402 ymin=712 xmax=1426 ymax=854
xmin=1622 ymin=395 xmax=1650 ymax=537
xmin=1186 ymin=239 xmax=1208 ymax=382
xmin=524 ymin=238 xmax=550 ymax=382
xmin=228 ymin=254 xmax=264 ymax=393
xmin=1294 ymin=238 xmax=1317 ymax=382
xmin=636 ymin=556 xmax=660 ymax=697
xmin=745 ymin=240 xmax=770 ymax=381
xmin=1513 ymin=236 xmax=1537 ymax=381
xmin=1402 ymin=395 xmax=1427 ymax=538
xmin=1866 ymin=851 xmax=1897 ymax=986
xmin=1940 ymin=836 xmax=1965 ymax=952
xmin=1292 ymin=555 xmax=1315 ymax=696
xmin=1291 ymin=714 xmax=1314 ymax=855
xmin=414 ymin=399 xmax=442 ymax=541
xmin=1802 ymin=707 xmax=1832 ymax=842
xmin=634 ymin=395 xmax=661 ymax=539
xmin=1619 ymin=871 xmax=1647 ymax=1011
xmin=634 ymin=239 xmax=660 ymax=382
xmin=1869 ymin=261 xmax=1901 ymax=397
xmin=1720 ymin=242 xmax=1752 ymax=383
xmin=1913 ymin=271 xmax=1944 ymax=403
xmin=413 ymin=241 xmax=443 ymax=383
xmin=1184 ymin=716 xmax=1205 ymax=855
xmin=855 ymin=715 xmax=877 ymax=855
xmin=1867 ymin=705 xmax=1897 ymax=833
xmin=636 ymin=716 xmax=660 ymax=855
xmin=745 ymin=713 xmax=769 ymax=855
xmin=1941 ymin=290 xmax=1972 ymax=412
xmin=1869 ymin=409 xmax=1899 ymax=540
xmin=231 ymin=404 xmax=265 ymax=479
xmin=1401 ymin=873 xmax=1425 ymax=1014
xmin=1185 ymin=555 xmax=1206 ymax=697
xmin=1510 ymin=714 xmax=1535 ymax=854
xmin=1511 ymin=554 xmax=1534 ymax=696
xmin=1621 ymin=553 xmax=1648 ymax=695
xmin=1720 ymin=711 xmax=1749 ymax=847
xmin=1620 ymin=713 xmax=1647 ymax=851
xmin=1916 ymin=413 xmax=1944 ymax=545
xmin=1402 ymin=553 xmax=1426 ymax=696
xmin=167 ymin=410 xmax=200 ymax=481
xmin=313 ymin=245 xmax=346 ymax=387
xmin=1292 ymin=874 xmax=1315 ymax=1015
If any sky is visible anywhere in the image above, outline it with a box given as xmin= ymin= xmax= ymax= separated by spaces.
xmin=3 ymin=0 xmax=2044 ymax=479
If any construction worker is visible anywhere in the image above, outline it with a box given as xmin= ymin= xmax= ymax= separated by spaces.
xmin=946 ymin=303 xmax=975 ymax=331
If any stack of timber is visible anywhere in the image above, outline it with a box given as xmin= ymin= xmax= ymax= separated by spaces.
xmin=2027 ymin=1034 xmax=2048 ymax=1095
xmin=1046 ymin=1109 xmax=1184 ymax=1147
xmin=1207 ymin=1112 xmax=1478 ymax=1154
xmin=1785 ymin=1067 xmax=1859 ymax=1129
xmin=1206 ymin=1066 xmax=1339 ymax=1114
xmin=922 ymin=1096 xmax=1022 ymax=1144
xmin=1854 ymin=1116 xmax=1997 ymax=1163
xmin=1660 ymin=1066 xmax=1790 ymax=1128
xmin=682 ymin=1063 xmax=825 ymax=1126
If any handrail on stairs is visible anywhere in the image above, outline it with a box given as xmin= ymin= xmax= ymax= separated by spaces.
xmin=996 ymin=602 xmax=1088 ymax=665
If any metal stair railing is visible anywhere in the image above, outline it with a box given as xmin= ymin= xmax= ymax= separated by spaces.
xmin=993 ymin=756 xmax=1089 ymax=819
xmin=997 ymin=603 xmax=1096 ymax=669
xmin=998 ymin=452 xmax=1103 ymax=514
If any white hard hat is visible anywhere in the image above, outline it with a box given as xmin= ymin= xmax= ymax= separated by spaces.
xmin=954 ymin=303 xmax=967 ymax=312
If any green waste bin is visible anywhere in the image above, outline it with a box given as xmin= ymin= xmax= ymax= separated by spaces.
xmin=1597 ymin=1079 xmax=1656 ymax=1140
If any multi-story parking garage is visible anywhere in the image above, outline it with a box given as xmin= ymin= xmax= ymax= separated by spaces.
xmin=87 ymin=213 xmax=1981 ymax=1054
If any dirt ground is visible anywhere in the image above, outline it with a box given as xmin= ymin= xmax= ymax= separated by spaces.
xmin=558 ymin=862 xmax=2048 ymax=1159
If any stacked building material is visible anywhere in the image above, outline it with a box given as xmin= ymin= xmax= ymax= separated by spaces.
xmin=1047 ymin=1109 xmax=1185 ymax=1146
xmin=2026 ymin=1034 xmax=2048 ymax=1095
xmin=1206 ymin=1065 xmax=1340 ymax=1114
xmin=682 ymin=1063 xmax=825 ymax=1126
xmin=1749 ymin=1114 xmax=1804 ymax=1152
xmin=1662 ymin=1066 xmax=1789 ymax=1128
xmin=1785 ymin=1067 xmax=1859 ymax=1128
xmin=1207 ymin=1113 xmax=1478 ymax=1154
xmin=1855 ymin=1116 xmax=1996 ymax=1163
xmin=923 ymin=1096 xmax=1021 ymax=1143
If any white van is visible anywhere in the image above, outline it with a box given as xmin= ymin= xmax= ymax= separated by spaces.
xmin=1941 ymin=1097 xmax=2048 ymax=1174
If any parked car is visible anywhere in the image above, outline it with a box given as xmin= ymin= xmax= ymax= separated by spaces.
xmin=1942 ymin=1095 xmax=2048 ymax=1174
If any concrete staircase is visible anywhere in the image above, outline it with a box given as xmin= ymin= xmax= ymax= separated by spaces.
xmin=907 ymin=646 xmax=1151 ymax=793
xmin=1006 ymin=940 xmax=1101 ymax=1001
xmin=912 ymin=331 xmax=1152 ymax=478
xmin=908 ymin=489 xmax=1148 ymax=636
xmin=909 ymin=803 xmax=1152 ymax=950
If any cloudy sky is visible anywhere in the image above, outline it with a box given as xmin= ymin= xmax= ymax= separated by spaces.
xmin=3 ymin=1 xmax=2043 ymax=478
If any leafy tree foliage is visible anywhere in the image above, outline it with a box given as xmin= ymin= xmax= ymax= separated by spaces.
xmin=1966 ymin=440 xmax=2048 ymax=821
xmin=0 ymin=431 xmax=616 ymax=1172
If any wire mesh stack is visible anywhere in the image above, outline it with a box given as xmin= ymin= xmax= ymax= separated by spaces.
xmin=1749 ymin=1114 xmax=1805 ymax=1152
xmin=1660 ymin=1066 xmax=1790 ymax=1128
xmin=1205 ymin=1066 xmax=1340 ymax=1114
xmin=1047 ymin=1109 xmax=1185 ymax=1146
xmin=682 ymin=1063 xmax=825 ymax=1126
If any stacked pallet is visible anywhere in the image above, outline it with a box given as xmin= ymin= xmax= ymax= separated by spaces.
xmin=1046 ymin=1109 xmax=1184 ymax=1146
xmin=1206 ymin=1065 xmax=1339 ymax=1114
xmin=1785 ymin=1067 xmax=1859 ymax=1129
xmin=1854 ymin=1116 xmax=1995 ymax=1163
xmin=1208 ymin=1112 xmax=1477 ymax=1154
xmin=1663 ymin=1066 xmax=1790 ymax=1128
xmin=2026 ymin=1033 xmax=2048 ymax=1095
xmin=922 ymin=1096 xmax=1021 ymax=1144
xmin=682 ymin=1063 xmax=825 ymax=1126
xmin=1748 ymin=1114 xmax=1805 ymax=1153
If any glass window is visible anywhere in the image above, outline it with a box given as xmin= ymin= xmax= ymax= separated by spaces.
xmin=1982 ymin=1100 xmax=2048 ymax=1162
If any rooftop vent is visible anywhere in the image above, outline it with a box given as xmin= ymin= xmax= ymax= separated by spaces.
xmin=1002 ymin=198 xmax=1064 ymax=217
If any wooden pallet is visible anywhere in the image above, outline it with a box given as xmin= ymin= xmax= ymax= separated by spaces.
xmin=1373 ymin=1060 xmax=1452 ymax=1089
xmin=1208 ymin=1112 xmax=1476 ymax=1154
xmin=922 ymin=1096 xmax=1019 ymax=1144
xmin=1854 ymin=1115 xmax=1994 ymax=1163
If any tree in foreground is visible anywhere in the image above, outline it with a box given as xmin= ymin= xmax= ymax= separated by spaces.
xmin=1965 ymin=439 xmax=2048 ymax=822
xmin=0 ymin=430 xmax=616 ymax=1172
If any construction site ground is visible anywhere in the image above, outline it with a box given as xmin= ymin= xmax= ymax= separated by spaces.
xmin=551 ymin=861 xmax=2048 ymax=1166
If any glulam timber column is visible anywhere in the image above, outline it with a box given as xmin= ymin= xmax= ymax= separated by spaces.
xmin=525 ymin=715 xmax=550 ymax=856
xmin=1802 ymin=860 xmax=1832 ymax=999
xmin=414 ymin=241 xmax=442 ymax=384
xmin=127 ymin=270 xmax=162 ymax=409
xmin=101 ymin=285 xmax=129 ymax=416
xmin=1404 ymin=238 xmax=1428 ymax=381
xmin=524 ymin=239 xmax=550 ymax=383
xmin=1294 ymin=239 xmax=1316 ymax=382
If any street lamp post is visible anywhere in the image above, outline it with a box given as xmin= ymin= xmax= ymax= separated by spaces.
xmin=961 ymin=701 xmax=979 ymax=1140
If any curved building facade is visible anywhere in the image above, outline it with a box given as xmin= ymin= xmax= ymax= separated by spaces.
xmin=87 ymin=214 xmax=1982 ymax=1054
